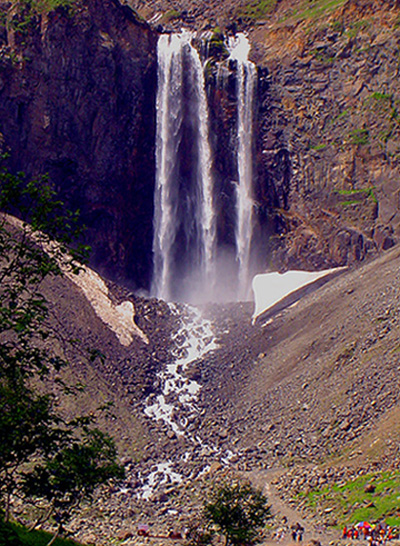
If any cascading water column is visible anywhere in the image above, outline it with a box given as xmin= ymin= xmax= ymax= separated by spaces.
xmin=228 ymin=34 xmax=257 ymax=300
xmin=152 ymin=34 xmax=184 ymax=302
xmin=152 ymin=32 xmax=217 ymax=302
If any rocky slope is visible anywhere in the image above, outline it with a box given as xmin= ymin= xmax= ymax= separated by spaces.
xmin=253 ymin=0 xmax=400 ymax=272
xmin=10 ymin=244 xmax=400 ymax=544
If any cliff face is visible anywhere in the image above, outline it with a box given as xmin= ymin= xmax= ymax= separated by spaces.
xmin=0 ymin=0 xmax=157 ymax=289
xmin=2 ymin=0 xmax=400 ymax=292
xmin=252 ymin=1 xmax=400 ymax=271
xmin=146 ymin=0 xmax=400 ymax=273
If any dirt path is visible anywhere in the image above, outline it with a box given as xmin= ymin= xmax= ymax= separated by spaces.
xmin=246 ymin=469 xmax=338 ymax=546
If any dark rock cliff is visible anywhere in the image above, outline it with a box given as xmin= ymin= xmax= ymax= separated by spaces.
xmin=251 ymin=2 xmax=400 ymax=271
xmin=2 ymin=0 xmax=400 ymax=291
xmin=0 ymin=0 xmax=158 ymax=290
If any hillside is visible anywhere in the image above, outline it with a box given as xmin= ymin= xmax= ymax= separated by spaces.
xmin=8 ymin=244 xmax=399 ymax=544
xmin=2 ymin=0 xmax=400 ymax=543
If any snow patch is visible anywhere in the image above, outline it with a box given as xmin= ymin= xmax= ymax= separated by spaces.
xmin=62 ymin=267 xmax=149 ymax=346
xmin=252 ymin=268 xmax=344 ymax=319
xmin=4 ymin=214 xmax=149 ymax=346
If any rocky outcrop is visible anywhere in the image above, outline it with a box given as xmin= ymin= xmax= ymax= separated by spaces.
xmin=252 ymin=2 xmax=400 ymax=271
xmin=0 ymin=0 xmax=158 ymax=289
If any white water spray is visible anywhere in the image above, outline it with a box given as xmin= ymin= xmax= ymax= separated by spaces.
xmin=152 ymin=32 xmax=216 ymax=302
xmin=228 ymin=34 xmax=256 ymax=300
xmin=144 ymin=303 xmax=217 ymax=436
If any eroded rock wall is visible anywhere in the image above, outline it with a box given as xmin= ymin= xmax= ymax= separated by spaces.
xmin=253 ymin=4 xmax=400 ymax=271
xmin=0 ymin=0 xmax=157 ymax=289
xmin=2 ymin=0 xmax=400 ymax=289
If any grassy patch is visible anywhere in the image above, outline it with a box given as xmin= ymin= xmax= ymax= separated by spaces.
xmin=9 ymin=0 xmax=75 ymax=34
xmin=297 ymin=470 xmax=400 ymax=527
xmin=337 ymin=187 xmax=375 ymax=196
xmin=310 ymin=143 xmax=327 ymax=151
xmin=348 ymin=128 xmax=369 ymax=146
xmin=236 ymin=0 xmax=277 ymax=21
xmin=340 ymin=200 xmax=363 ymax=207
xmin=161 ymin=9 xmax=180 ymax=23
xmin=6 ymin=521 xmax=84 ymax=546
xmin=345 ymin=19 xmax=370 ymax=38
xmin=281 ymin=0 xmax=346 ymax=23
xmin=369 ymin=92 xmax=392 ymax=102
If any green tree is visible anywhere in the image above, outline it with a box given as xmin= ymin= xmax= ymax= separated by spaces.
xmin=23 ymin=428 xmax=125 ymax=545
xmin=0 ymin=163 xmax=87 ymax=519
xmin=0 ymin=382 xmax=58 ymax=521
xmin=0 ymin=160 xmax=124 ymax=543
xmin=203 ymin=481 xmax=271 ymax=546
xmin=0 ymin=516 xmax=22 ymax=546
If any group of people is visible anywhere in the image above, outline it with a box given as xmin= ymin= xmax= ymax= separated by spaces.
xmin=274 ymin=519 xmax=306 ymax=542
xmin=291 ymin=522 xmax=305 ymax=542
xmin=342 ymin=523 xmax=398 ymax=544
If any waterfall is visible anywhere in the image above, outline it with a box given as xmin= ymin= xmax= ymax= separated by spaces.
xmin=152 ymin=32 xmax=216 ymax=303
xmin=152 ymin=32 xmax=256 ymax=303
xmin=228 ymin=34 xmax=257 ymax=300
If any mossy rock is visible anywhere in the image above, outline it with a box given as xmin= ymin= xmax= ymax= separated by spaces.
xmin=208 ymin=30 xmax=229 ymax=60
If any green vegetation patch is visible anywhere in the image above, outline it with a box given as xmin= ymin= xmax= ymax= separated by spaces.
xmin=161 ymin=9 xmax=180 ymax=23
xmin=207 ymin=28 xmax=229 ymax=60
xmin=310 ymin=143 xmax=328 ymax=151
xmin=297 ymin=470 xmax=400 ymax=527
xmin=9 ymin=0 xmax=75 ymax=34
xmin=279 ymin=0 xmax=346 ymax=23
xmin=335 ymin=187 xmax=377 ymax=207
xmin=236 ymin=0 xmax=277 ymax=21
xmin=345 ymin=19 xmax=371 ymax=39
xmin=348 ymin=128 xmax=369 ymax=146
xmin=3 ymin=520 xmax=83 ymax=546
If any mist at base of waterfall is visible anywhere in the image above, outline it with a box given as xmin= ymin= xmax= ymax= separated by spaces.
xmin=163 ymin=247 xmax=257 ymax=305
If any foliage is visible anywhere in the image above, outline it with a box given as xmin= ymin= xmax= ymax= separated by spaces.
xmin=336 ymin=187 xmax=377 ymax=202
xmin=11 ymin=519 xmax=83 ymax=545
xmin=161 ymin=9 xmax=180 ymax=23
xmin=208 ymin=29 xmax=229 ymax=60
xmin=236 ymin=0 xmax=277 ymax=21
xmin=310 ymin=143 xmax=327 ymax=151
xmin=0 ymin=516 xmax=23 ymax=546
xmin=296 ymin=470 xmax=400 ymax=527
xmin=185 ymin=519 xmax=214 ymax=546
xmin=23 ymin=428 xmax=125 ymax=540
xmin=8 ymin=0 xmax=75 ymax=34
xmin=278 ymin=0 xmax=345 ymax=24
xmin=0 ymin=382 xmax=59 ymax=521
xmin=203 ymin=481 xmax=271 ymax=546
xmin=348 ymin=128 xmax=369 ymax=146
xmin=0 ymin=161 xmax=123 ymax=544
xmin=345 ymin=19 xmax=370 ymax=39
xmin=0 ymin=164 xmax=88 ymax=521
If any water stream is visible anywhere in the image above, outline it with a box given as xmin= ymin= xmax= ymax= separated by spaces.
xmin=144 ymin=303 xmax=217 ymax=436
xmin=152 ymin=32 xmax=217 ymax=303
xmin=227 ymin=34 xmax=257 ymax=300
